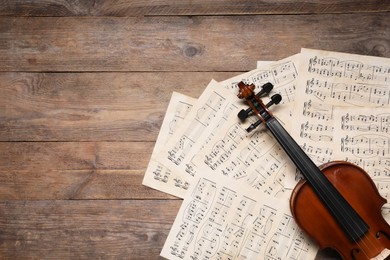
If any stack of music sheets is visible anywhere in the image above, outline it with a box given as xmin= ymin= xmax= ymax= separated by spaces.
xmin=142 ymin=48 xmax=390 ymax=260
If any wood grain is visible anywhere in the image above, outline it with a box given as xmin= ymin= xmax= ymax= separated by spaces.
xmin=0 ymin=0 xmax=389 ymax=16
xmin=0 ymin=14 xmax=389 ymax=72
xmin=1 ymin=1 xmax=388 ymax=259
xmin=0 ymin=72 xmax=238 ymax=141
xmin=0 ymin=200 xmax=180 ymax=259
xmin=0 ymin=141 xmax=177 ymax=200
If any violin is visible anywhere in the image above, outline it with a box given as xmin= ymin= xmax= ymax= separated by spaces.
xmin=236 ymin=81 xmax=390 ymax=260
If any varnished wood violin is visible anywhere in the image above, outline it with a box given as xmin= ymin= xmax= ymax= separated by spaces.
xmin=236 ymin=81 xmax=390 ymax=260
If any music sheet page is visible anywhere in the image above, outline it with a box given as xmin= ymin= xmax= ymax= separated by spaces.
xmin=191 ymin=54 xmax=301 ymax=192
xmin=144 ymin=49 xmax=390 ymax=260
xmin=291 ymin=48 xmax=390 ymax=167
xmin=143 ymin=60 xmax=276 ymax=197
xmin=191 ymin=102 xmax=297 ymax=198
xmin=155 ymin=54 xmax=301 ymax=198
xmin=333 ymin=106 xmax=390 ymax=223
xmin=160 ymin=171 xmax=318 ymax=260
xmin=142 ymin=92 xmax=196 ymax=197
xmin=156 ymin=79 xmax=242 ymax=198
xmin=143 ymin=59 xmax=287 ymax=198
xmin=222 ymin=54 xmax=299 ymax=122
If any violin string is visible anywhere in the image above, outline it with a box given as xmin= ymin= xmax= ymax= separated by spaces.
xmin=301 ymin=141 xmax=388 ymax=258
xmin=270 ymin=119 xmax=384 ymax=258
xmin=243 ymin=83 xmax=385 ymax=258
xmin=313 ymin=163 xmax=386 ymax=257
xmin=290 ymin=130 xmax=386 ymax=258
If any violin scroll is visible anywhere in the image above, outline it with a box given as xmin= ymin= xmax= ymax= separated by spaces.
xmin=237 ymin=81 xmax=282 ymax=132
xmin=236 ymin=81 xmax=390 ymax=259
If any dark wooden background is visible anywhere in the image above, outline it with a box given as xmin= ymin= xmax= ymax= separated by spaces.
xmin=0 ymin=1 xmax=389 ymax=259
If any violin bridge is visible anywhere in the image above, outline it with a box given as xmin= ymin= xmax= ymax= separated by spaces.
xmin=371 ymin=248 xmax=390 ymax=260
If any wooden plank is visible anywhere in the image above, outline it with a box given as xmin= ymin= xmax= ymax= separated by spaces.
xmin=0 ymin=72 xmax=238 ymax=141
xmin=0 ymin=0 xmax=389 ymax=16
xmin=0 ymin=200 xmax=342 ymax=259
xmin=0 ymin=14 xmax=389 ymax=72
xmin=0 ymin=141 xmax=177 ymax=200
xmin=0 ymin=200 xmax=180 ymax=259
xmin=0 ymin=141 xmax=153 ymax=171
xmin=0 ymin=169 xmax=176 ymax=200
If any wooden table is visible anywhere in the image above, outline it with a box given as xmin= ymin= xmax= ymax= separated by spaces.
xmin=0 ymin=1 xmax=389 ymax=259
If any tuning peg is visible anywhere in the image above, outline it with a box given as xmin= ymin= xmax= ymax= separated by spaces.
xmin=257 ymin=82 xmax=273 ymax=98
xmin=246 ymin=94 xmax=283 ymax=132
xmin=266 ymin=93 xmax=282 ymax=107
xmin=237 ymin=83 xmax=274 ymax=120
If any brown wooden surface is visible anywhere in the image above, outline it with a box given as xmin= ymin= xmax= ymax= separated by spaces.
xmin=0 ymin=1 xmax=389 ymax=259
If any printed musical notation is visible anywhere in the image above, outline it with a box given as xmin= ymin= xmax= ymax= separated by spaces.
xmin=160 ymin=173 xmax=318 ymax=260
xmin=308 ymin=55 xmax=390 ymax=82
xmin=142 ymin=92 xmax=196 ymax=198
xmin=157 ymin=80 xmax=242 ymax=182
xmin=333 ymin=107 xmax=390 ymax=222
xmin=143 ymin=50 xmax=390 ymax=260
xmin=305 ymin=78 xmax=390 ymax=105
xmin=193 ymin=109 xmax=296 ymax=197
xmin=292 ymin=48 xmax=390 ymax=165
xmin=154 ymin=55 xmax=301 ymax=199
xmin=222 ymin=54 xmax=300 ymax=125
xmin=189 ymin=54 xmax=301 ymax=192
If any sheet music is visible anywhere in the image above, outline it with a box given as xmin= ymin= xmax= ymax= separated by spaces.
xmin=192 ymin=54 xmax=302 ymax=191
xmin=191 ymin=103 xmax=297 ymax=198
xmin=223 ymin=54 xmax=299 ymax=115
xmin=147 ymin=55 xmax=300 ymax=197
xmin=333 ymin=106 xmax=390 ymax=223
xmin=177 ymin=54 xmax=300 ymax=194
xmin=159 ymin=55 xmax=298 ymax=197
xmin=292 ymin=48 xmax=390 ymax=167
xmin=156 ymin=80 xmax=242 ymax=197
xmin=143 ymin=50 xmax=390 ymax=260
xmin=160 ymin=172 xmax=318 ymax=260
xmin=143 ymin=61 xmax=273 ymax=197
xmin=142 ymin=92 xmax=196 ymax=197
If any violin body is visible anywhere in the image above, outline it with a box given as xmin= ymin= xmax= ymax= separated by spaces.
xmin=291 ymin=161 xmax=390 ymax=260
xmin=236 ymin=81 xmax=390 ymax=260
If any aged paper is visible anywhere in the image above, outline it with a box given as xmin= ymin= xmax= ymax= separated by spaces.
xmin=148 ymin=54 xmax=301 ymax=197
xmin=142 ymin=92 xmax=196 ymax=197
xmin=291 ymin=48 xmax=390 ymax=167
xmin=185 ymin=54 xmax=301 ymax=185
xmin=156 ymin=79 xmax=242 ymax=198
xmin=333 ymin=106 xmax=390 ymax=222
xmin=160 ymin=171 xmax=318 ymax=260
xmin=191 ymin=54 xmax=302 ymax=191
xmin=223 ymin=54 xmax=299 ymax=113
xmin=191 ymin=102 xmax=297 ymax=198
xmin=257 ymin=60 xmax=275 ymax=68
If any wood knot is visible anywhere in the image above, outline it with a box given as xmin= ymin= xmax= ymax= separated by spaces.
xmin=183 ymin=44 xmax=204 ymax=58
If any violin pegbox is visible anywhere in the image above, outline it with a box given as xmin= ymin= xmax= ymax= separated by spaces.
xmin=237 ymin=81 xmax=282 ymax=132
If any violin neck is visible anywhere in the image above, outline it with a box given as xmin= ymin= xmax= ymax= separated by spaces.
xmin=265 ymin=117 xmax=369 ymax=242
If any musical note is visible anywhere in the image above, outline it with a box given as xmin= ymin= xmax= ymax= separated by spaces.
xmin=265 ymin=214 xmax=315 ymax=260
xmin=305 ymin=77 xmax=390 ymax=105
xmin=308 ymin=55 xmax=390 ymax=82
xmin=142 ymin=92 xmax=196 ymax=198
xmin=292 ymin=48 xmax=390 ymax=166
xmin=222 ymin=54 xmax=300 ymax=113
xmin=146 ymin=55 xmax=300 ymax=203
xmin=147 ymin=50 xmax=390 ymax=260
xmin=333 ymin=106 xmax=390 ymax=223
xmin=192 ymin=105 xmax=297 ymax=199
xmin=158 ymin=80 xmax=243 ymax=182
xmin=160 ymin=173 xmax=318 ymax=260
